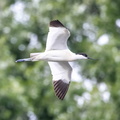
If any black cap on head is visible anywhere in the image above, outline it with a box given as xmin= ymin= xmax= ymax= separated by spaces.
xmin=78 ymin=53 xmax=98 ymax=60
xmin=79 ymin=53 xmax=88 ymax=57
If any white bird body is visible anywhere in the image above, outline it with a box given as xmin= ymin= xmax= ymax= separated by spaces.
xmin=16 ymin=20 xmax=95 ymax=100
xmin=30 ymin=49 xmax=84 ymax=62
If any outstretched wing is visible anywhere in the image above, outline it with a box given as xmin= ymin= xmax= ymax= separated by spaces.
xmin=48 ymin=61 xmax=72 ymax=100
xmin=45 ymin=20 xmax=70 ymax=51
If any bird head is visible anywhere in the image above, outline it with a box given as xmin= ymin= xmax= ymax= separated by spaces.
xmin=78 ymin=53 xmax=97 ymax=60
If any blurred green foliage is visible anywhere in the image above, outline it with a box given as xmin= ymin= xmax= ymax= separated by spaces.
xmin=0 ymin=0 xmax=120 ymax=120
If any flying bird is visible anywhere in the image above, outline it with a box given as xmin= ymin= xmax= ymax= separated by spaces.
xmin=16 ymin=20 xmax=96 ymax=100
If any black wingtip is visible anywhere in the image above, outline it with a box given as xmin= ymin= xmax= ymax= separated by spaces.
xmin=50 ymin=20 xmax=65 ymax=27
xmin=53 ymin=80 xmax=69 ymax=100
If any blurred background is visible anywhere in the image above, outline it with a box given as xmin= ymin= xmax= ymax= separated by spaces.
xmin=0 ymin=0 xmax=120 ymax=120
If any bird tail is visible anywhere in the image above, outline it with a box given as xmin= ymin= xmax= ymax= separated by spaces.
xmin=30 ymin=53 xmax=40 ymax=58
xmin=16 ymin=58 xmax=32 ymax=62
xmin=16 ymin=53 xmax=42 ymax=62
xmin=30 ymin=53 xmax=41 ymax=61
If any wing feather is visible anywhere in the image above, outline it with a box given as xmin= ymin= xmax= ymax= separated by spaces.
xmin=45 ymin=20 xmax=70 ymax=51
xmin=48 ymin=61 xmax=72 ymax=100
xmin=46 ymin=20 xmax=72 ymax=100
xmin=53 ymin=80 xmax=69 ymax=100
